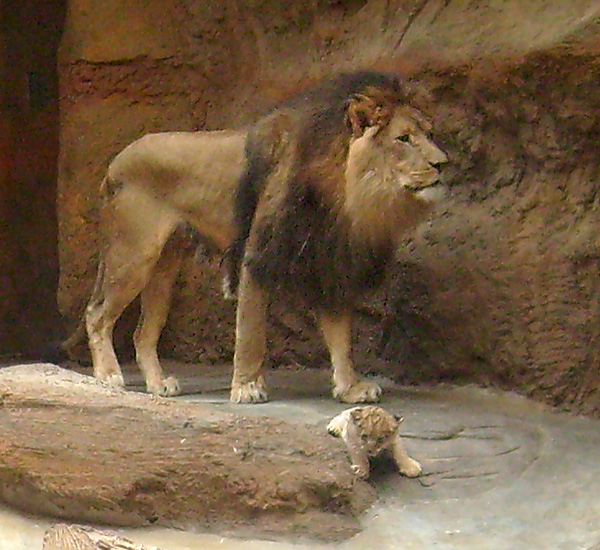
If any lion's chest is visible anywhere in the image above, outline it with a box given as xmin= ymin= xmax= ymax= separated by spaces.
xmin=247 ymin=196 xmax=393 ymax=311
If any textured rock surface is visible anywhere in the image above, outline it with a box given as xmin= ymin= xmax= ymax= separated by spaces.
xmin=43 ymin=524 xmax=159 ymax=550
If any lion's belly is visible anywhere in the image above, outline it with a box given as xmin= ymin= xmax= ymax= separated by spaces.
xmin=167 ymin=180 xmax=237 ymax=251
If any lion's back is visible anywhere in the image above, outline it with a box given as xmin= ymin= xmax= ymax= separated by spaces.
xmin=108 ymin=129 xmax=246 ymax=185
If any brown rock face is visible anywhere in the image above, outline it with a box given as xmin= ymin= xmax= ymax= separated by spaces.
xmin=379 ymin=54 xmax=600 ymax=415
xmin=2 ymin=0 xmax=600 ymax=414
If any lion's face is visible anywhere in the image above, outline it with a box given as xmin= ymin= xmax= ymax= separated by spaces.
xmin=343 ymin=102 xmax=448 ymax=243
xmin=345 ymin=105 xmax=447 ymax=198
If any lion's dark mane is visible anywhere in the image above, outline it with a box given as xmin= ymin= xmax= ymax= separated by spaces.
xmin=247 ymin=187 xmax=394 ymax=313
xmin=226 ymin=71 xmax=408 ymax=312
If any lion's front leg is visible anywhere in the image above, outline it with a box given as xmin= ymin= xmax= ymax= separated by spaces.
xmin=319 ymin=313 xmax=381 ymax=403
xmin=230 ymin=265 xmax=269 ymax=404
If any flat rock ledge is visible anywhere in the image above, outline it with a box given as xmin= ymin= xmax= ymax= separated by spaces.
xmin=0 ymin=364 xmax=375 ymax=541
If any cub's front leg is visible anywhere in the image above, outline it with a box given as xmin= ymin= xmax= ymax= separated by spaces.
xmin=391 ymin=432 xmax=423 ymax=477
xmin=327 ymin=409 xmax=371 ymax=478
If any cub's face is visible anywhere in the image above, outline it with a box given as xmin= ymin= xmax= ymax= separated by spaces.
xmin=345 ymin=105 xmax=448 ymax=203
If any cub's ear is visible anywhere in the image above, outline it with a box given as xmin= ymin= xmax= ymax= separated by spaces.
xmin=346 ymin=91 xmax=392 ymax=138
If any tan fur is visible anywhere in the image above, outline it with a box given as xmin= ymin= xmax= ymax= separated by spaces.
xmin=71 ymin=129 xmax=247 ymax=396
xmin=327 ymin=406 xmax=422 ymax=479
xmin=67 ymin=74 xmax=447 ymax=403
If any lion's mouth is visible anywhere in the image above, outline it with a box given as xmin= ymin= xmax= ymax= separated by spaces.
xmin=405 ymin=168 xmax=444 ymax=192
xmin=405 ymin=178 xmax=443 ymax=193
xmin=404 ymin=176 xmax=446 ymax=203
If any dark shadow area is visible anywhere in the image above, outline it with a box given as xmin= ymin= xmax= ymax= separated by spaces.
xmin=0 ymin=0 xmax=67 ymax=359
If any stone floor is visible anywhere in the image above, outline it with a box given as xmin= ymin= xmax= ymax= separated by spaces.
xmin=2 ymin=362 xmax=600 ymax=549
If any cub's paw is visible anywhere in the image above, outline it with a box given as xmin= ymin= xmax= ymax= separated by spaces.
xmin=399 ymin=457 xmax=423 ymax=478
xmin=333 ymin=379 xmax=382 ymax=404
xmin=148 ymin=376 xmax=181 ymax=397
xmin=230 ymin=380 xmax=269 ymax=404
xmin=351 ymin=464 xmax=369 ymax=479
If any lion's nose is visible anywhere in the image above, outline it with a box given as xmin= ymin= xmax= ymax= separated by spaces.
xmin=430 ymin=148 xmax=448 ymax=168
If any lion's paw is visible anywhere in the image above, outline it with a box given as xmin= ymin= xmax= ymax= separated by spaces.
xmin=333 ymin=379 xmax=382 ymax=404
xmin=148 ymin=376 xmax=181 ymax=397
xmin=399 ymin=457 xmax=423 ymax=478
xmin=230 ymin=380 xmax=269 ymax=404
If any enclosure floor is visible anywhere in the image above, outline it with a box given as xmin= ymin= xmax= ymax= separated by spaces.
xmin=2 ymin=361 xmax=600 ymax=550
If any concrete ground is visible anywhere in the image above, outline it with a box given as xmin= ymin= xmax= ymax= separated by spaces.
xmin=2 ymin=362 xmax=600 ymax=549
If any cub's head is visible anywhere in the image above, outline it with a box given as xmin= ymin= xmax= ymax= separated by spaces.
xmin=342 ymin=88 xmax=448 ymax=242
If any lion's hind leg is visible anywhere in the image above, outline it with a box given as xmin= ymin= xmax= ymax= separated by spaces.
xmin=86 ymin=243 xmax=172 ymax=391
xmin=85 ymin=187 xmax=179 ymax=391
xmin=85 ymin=258 xmax=141 ymax=389
xmin=133 ymin=225 xmax=196 ymax=397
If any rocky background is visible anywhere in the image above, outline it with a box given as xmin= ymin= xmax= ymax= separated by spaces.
xmin=2 ymin=0 xmax=600 ymax=414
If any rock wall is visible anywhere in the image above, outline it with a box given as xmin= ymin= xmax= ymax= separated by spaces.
xmin=57 ymin=0 xmax=600 ymax=414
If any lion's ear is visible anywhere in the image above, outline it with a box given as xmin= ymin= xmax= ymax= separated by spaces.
xmin=346 ymin=94 xmax=378 ymax=138
xmin=346 ymin=93 xmax=391 ymax=138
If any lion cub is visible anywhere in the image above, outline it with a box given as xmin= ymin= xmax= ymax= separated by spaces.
xmin=327 ymin=405 xmax=422 ymax=479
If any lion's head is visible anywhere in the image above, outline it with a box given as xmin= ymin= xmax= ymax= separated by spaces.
xmin=342 ymin=89 xmax=448 ymax=244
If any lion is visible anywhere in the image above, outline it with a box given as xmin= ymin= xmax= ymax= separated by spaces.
xmin=64 ymin=71 xmax=447 ymax=403
xmin=225 ymin=71 xmax=447 ymax=403
xmin=327 ymin=405 xmax=422 ymax=479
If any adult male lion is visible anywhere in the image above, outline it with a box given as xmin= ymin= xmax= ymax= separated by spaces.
xmin=66 ymin=71 xmax=447 ymax=403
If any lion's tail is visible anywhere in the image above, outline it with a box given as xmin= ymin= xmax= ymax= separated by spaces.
xmin=60 ymin=259 xmax=106 ymax=352
xmin=55 ymin=175 xmax=113 ymax=358
xmin=60 ymin=318 xmax=86 ymax=351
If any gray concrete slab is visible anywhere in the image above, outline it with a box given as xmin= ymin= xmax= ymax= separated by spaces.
xmin=2 ymin=363 xmax=600 ymax=549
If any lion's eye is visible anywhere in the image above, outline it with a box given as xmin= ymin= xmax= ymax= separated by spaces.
xmin=396 ymin=134 xmax=410 ymax=143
